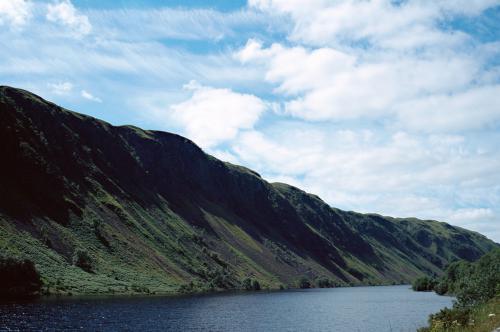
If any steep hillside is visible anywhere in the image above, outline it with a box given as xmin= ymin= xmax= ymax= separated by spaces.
xmin=0 ymin=86 xmax=497 ymax=295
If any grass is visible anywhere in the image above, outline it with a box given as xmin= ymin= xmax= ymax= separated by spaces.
xmin=420 ymin=297 xmax=500 ymax=332
xmin=1 ymin=85 xmax=498 ymax=298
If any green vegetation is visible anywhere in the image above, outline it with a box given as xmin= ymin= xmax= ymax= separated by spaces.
xmin=316 ymin=277 xmax=335 ymax=288
xmin=415 ymin=248 xmax=500 ymax=331
xmin=242 ymin=278 xmax=261 ymax=291
xmin=299 ymin=277 xmax=312 ymax=289
xmin=73 ymin=249 xmax=93 ymax=273
xmin=412 ymin=276 xmax=437 ymax=292
xmin=419 ymin=297 xmax=500 ymax=332
xmin=0 ymin=257 xmax=42 ymax=298
xmin=0 ymin=86 xmax=498 ymax=297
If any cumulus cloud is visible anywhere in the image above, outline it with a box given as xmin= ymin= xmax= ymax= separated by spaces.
xmin=238 ymin=2 xmax=499 ymax=132
xmin=46 ymin=0 xmax=91 ymax=36
xmin=236 ymin=39 xmax=488 ymax=124
xmin=1 ymin=0 xmax=499 ymax=241
xmin=169 ymin=81 xmax=268 ymax=148
xmin=230 ymin=124 xmax=500 ymax=239
xmin=0 ymin=0 xmax=31 ymax=28
xmin=248 ymin=0 xmax=497 ymax=48
xmin=81 ymin=90 xmax=101 ymax=102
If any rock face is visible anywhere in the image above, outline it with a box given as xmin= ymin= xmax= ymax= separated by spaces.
xmin=0 ymin=86 xmax=497 ymax=295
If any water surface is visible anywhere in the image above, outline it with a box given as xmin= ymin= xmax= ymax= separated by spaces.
xmin=0 ymin=285 xmax=453 ymax=331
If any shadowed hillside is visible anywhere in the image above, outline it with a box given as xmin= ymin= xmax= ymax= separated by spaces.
xmin=0 ymin=86 xmax=497 ymax=295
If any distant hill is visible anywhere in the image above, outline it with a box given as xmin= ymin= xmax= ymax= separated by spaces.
xmin=0 ymin=86 xmax=497 ymax=295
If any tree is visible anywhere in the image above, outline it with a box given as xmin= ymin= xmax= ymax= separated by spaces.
xmin=73 ymin=249 xmax=93 ymax=272
xmin=299 ymin=277 xmax=311 ymax=289
xmin=242 ymin=278 xmax=261 ymax=291
xmin=242 ymin=278 xmax=252 ymax=291
xmin=0 ymin=257 xmax=42 ymax=298
xmin=412 ymin=276 xmax=436 ymax=291
xmin=252 ymin=279 xmax=261 ymax=291
xmin=415 ymin=248 xmax=500 ymax=331
xmin=316 ymin=277 xmax=334 ymax=288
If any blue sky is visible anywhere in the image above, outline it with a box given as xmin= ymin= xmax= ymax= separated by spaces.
xmin=1 ymin=0 xmax=500 ymax=241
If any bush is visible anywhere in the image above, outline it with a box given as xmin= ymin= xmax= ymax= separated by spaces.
xmin=424 ymin=306 xmax=471 ymax=330
xmin=242 ymin=278 xmax=261 ymax=291
xmin=412 ymin=276 xmax=437 ymax=291
xmin=242 ymin=278 xmax=252 ymax=290
xmin=417 ymin=248 xmax=500 ymax=331
xmin=299 ymin=277 xmax=311 ymax=289
xmin=73 ymin=249 xmax=93 ymax=272
xmin=316 ymin=277 xmax=334 ymax=288
xmin=0 ymin=257 xmax=42 ymax=298
xmin=179 ymin=281 xmax=197 ymax=293
xmin=433 ymin=281 xmax=448 ymax=295
xmin=437 ymin=248 xmax=500 ymax=307
xmin=201 ymin=267 xmax=236 ymax=290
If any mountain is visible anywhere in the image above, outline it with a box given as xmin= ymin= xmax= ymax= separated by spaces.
xmin=0 ymin=86 xmax=497 ymax=295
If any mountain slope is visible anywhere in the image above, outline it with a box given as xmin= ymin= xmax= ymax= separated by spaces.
xmin=0 ymin=86 xmax=497 ymax=295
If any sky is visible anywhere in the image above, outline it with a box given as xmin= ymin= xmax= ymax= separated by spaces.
xmin=1 ymin=0 xmax=500 ymax=242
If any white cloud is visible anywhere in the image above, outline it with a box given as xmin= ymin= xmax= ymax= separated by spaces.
xmin=237 ymin=2 xmax=499 ymax=132
xmin=0 ymin=0 xmax=31 ymax=28
xmin=448 ymin=208 xmax=500 ymax=240
xmin=397 ymin=85 xmax=500 ymax=132
xmin=1 ymin=0 xmax=498 ymax=241
xmin=237 ymin=40 xmax=487 ymax=123
xmin=81 ymin=89 xmax=101 ymax=102
xmin=88 ymin=7 xmax=275 ymax=42
xmin=229 ymin=124 xmax=500 ymax=240
xmin=248 ymin=0 xmax=497 ymax=48
xmin=46 ymin=0 xmax=91 ymax=36
xmin=48 ymin=81 xmax=73 ymax=95
xmin=168 ymin=81 xmax=268 ymax=148
xmin=233 ymin=2 xmax=500 ymax=242
xmin=210 ymin=149 xmax=240 ymax=164
xmin=449 ymin=208 xmax=495 ymax=223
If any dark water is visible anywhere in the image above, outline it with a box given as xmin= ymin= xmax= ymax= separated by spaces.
xmin=0 ymin=285 xmax=453 ymax=331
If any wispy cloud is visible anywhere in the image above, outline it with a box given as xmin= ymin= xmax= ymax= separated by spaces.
xmin=1 ymin=0 xmax=499 ymax=241
xmin=88 ymin=7 xmax=276 ymax=42
xmin=81 ymin=89 xmax=101 ymax=103
xmin=48 ymin=81 xmax=73 ymax=95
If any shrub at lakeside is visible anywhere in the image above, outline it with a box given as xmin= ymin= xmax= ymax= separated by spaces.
xmin=316 ymin=277 xmax=335 ymax=288
xmin=0 ymin=257 xmax=42 ymax=298
xmin=299 ymin=277 xmax=311 ymax=289
xmin=242 ymin=278 xmax=261 ymax=291
xmin=415 ymin=248 xmax=500 ymax=331
xmin=412 ymin=276 xmax=437 ymax=292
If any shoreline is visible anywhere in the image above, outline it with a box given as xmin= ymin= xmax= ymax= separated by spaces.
xmin=1 ymin=283 xmax=413 ymax=303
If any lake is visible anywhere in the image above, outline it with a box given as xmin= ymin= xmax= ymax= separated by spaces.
xmin=0 ymin=285 xmax=453 ymax=331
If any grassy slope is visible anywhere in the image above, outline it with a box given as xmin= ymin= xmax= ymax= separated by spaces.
xmin=0 ymin=86 xmax=497 ymax=295
xmin=420 ymin=297 xmax=500 ymax=332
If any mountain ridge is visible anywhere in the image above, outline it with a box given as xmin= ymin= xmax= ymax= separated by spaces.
xmin=0 ymin=85 xmax=497 ymax=295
